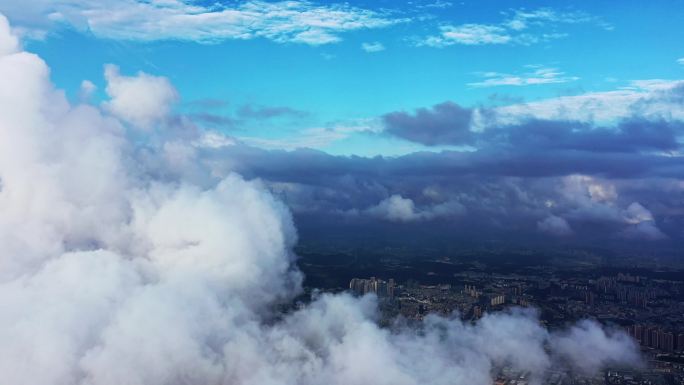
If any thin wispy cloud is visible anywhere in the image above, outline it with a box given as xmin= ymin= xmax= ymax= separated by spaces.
xmin=421 ymin=7 xmax=609 ymax=47
xmin=421 ymin=1 xmax=454 ymax=9
xmin=240 ymin=128 xmax=346 ymax=150
xmin=492 ymin=79 xmax=684 ymax=124
xmin=237 ymin=104 xmax=308 ymax=120
xmin=468 ymin=66 xmax=579 ymax=88
xmin=426 ymin=24 xmax=512 ymax=46
xmin=9 ymin=0 xmax=406 ymax=45
xmin=361 ymin=41 xmax=386 ymax=52
xmin=240 ymin=118 xmax=381 ymax=150
xmin=505 ymin=8 xmax=612 ymax=31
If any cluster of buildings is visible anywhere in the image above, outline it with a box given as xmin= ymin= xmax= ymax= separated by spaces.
xmin=626 ymin=325 xmax=684 ymax=352
xmin=463 ymin=284 xmax=506 ymax=306
xmin=348 ymin=277 xmax=515 ymax=321
xmin=339 ymin=263 xmax=684 ymax=385
xmin=594 ymin=276 xmax=656 ymax=308
xmin=349 ymin=277 xmax=396 ymax=298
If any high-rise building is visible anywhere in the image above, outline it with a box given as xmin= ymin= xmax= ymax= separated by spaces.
xmin=489 ymin=294 xmax=505 ymax=306
xmin=650 ymin=328 xmax=659 ymax=349
xmin=463 ymin=285 xmax=480 ymax=298
xmin=585 ymin=291 xmax=595 ymax=306
xmin=663 ymin=332 xmax=675 ymax=352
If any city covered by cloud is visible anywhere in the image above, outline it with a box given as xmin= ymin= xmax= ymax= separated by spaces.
xmin=0 ymin=11 xmax=647 ymax=385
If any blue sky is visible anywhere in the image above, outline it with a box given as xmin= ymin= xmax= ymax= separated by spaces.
xmin=7 ymin=0 xmax=684 ymax=156
xmin=1 ymin=0 xmax=684 ymax=245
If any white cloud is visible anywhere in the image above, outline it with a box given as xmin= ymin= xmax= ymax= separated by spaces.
xmin=421 ymin=7 xmax=607 ymax=47
xmin=2 ymin=0 xmax=403 ymax=46
xmin=505 ymin=8 xmax=605 ymax=31
xmin=562 ymin=175 xmax=618 ymax=204
xmin=193 ymin=131 xmax=237 ymax=149
xmin=469 ymin=66 xmax=579 ymax=88
xmin=621 ymin=202 xmax=667 ymax=240
xmin=556 ymin=176 xmax=667 ymax=240
xmin=623 ymin=202 xmax=654 ymax=224
xmin=423 ymin=24 xmax=511 ymax=47
xmin=421 ymin=1 xmax=453 ymax=9
xmin=488 ymin=79 xmax=684 ymax=126
xmin=0 ymin=14 xmax=19 ymax=55
xmin=102 ymin=64 xmax=178 ymax=128
xmin=677 ymin=57 xmax=684 ymax=65
xmin=361 ymin=41 xmax=385 ymax=52
xmin=79 ymin=79 xmax=97 ymax=101
xmin=365 ymin=194 xmax=465 ymax=222
xmin=550 ymin=320 xmax=642 ymax=375
xmin=367 ymin=194 xmax=418 ymax=221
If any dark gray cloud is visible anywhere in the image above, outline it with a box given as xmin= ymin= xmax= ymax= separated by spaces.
xmin=383 ymin=104 xmax=682 ymax=153
xmin=486 ymin=118 xmax=682 ymax=153
xmin=153 ymin=139 xmax=682 ymax=247
xmin=203 ymin=144 xmax=683 ymax=181
xmin=383 ymin=101 xmax=474 ymax=145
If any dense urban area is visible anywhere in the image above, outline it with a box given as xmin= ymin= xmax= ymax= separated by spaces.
xmin=296 ymin=245 xmax=684 ymax=385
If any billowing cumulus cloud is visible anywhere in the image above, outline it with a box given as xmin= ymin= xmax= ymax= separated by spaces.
xmin=0 ymin=14 xmax=643 ymax=385
xmin=367 ymin=194 xmax=419 ymax=221
xmin=363 ymin=194 xmax=465 ymax=222
xmin=621 ymin=203 xmax=667 ymax=240
xmin=550 ymin=319 xmax=643 ymax=375
xmin=103 ymin=64 xmax=179 ymax=128
xmin=0 ymin=14 xmax=18 ymax=54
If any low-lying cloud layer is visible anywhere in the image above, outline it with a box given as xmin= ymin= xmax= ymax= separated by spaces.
xmin=0 ymin=14 xmax=642 ymax=385
xmin=194 ymin=81 xmax=681 ymax=244
xmin=370 ymin=86 xmax=683 ymax=242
